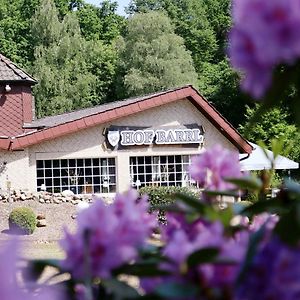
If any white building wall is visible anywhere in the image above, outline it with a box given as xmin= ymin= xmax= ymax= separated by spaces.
xmin=0 ymin=149 xmax=29 ymax=191
xmin=1 ymin=99 xmax=238 ymax=192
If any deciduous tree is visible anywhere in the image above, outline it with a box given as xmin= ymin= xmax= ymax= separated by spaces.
xmin=116 ymin=11 xmax=198 ymax=98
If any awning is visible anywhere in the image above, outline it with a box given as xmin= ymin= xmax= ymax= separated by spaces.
xmin=239 ymin=142 xmax=299 ymax=171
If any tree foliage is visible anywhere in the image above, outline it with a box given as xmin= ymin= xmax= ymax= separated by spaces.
xmin=126 ymin=0 xmax=247 ymax=126
xmin=116 ymin=11 xmax=198 ymax=98
xmin=239 ymin=104 xmax=300 ymax=163
xmin=32 ymin=0 xmax=118 ymax=117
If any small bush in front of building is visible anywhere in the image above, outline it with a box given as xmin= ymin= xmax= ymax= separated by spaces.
xmin=139 ymin=186 xmax=200 ymax=223
xmin=9 ymin=207 xmax=36 ymax=235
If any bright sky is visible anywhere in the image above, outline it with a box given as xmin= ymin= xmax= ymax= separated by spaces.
xmin=85 ymin=0 xmax=130 ymax=16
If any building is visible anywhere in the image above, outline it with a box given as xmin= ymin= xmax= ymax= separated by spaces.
xmin=0 ymin=54 xmax=252 ymax=196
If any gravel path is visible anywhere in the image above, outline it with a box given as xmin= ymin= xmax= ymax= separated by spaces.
xmin=0 ymin=200 xmax=77 ymax=242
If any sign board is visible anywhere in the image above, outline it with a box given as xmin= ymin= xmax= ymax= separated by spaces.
xmin=105 ymin=125 xmax=204 ymax=148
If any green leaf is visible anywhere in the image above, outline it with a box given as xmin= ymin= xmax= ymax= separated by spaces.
xmin=172 ymin=192 xmax=206 ymax=213
xmin=226 ymin=176 xmax=263 ymax=191
xmin=102 ymin=278 xmax=140 ymax=299
xmin=241 ymin=199 xmax=287 ymax=217
xmin=275 ymin=203 xmax=300 ymax=245
xmin=113 ymin=263 xmax=170 ymax=277
xmin=187 ymin=248 xmax=219 ymax=267
xmin=155 ymin=282 xmax=199 ymax=298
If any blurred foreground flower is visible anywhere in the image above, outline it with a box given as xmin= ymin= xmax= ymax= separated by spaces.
xmin=0 ymin=239 xmax=28 ymax=300
xmin=60 ymin=189 xmax=157 ymax=280
xmin=0 ymin=239 xmax=64 ymax=300
xmin=229 ymin=0 xmax=300 ymax=98
xmin=237 ymin=236 xmax=300 ymax=299
xmin=189 ymin=144 xmax=243 ymax=191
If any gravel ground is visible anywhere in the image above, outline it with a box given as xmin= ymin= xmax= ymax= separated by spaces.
xmin=0 ymin=200 xmax=77 ymax=242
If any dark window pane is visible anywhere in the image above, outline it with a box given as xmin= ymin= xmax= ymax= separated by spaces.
xmin=77 ymin=159 xmax=84 ymax=167
xmin=37 ymin=169 xmax=44 ymax=178
xmin=37 ymin=160 xmax=44 ymax=168
xmin=85 ymin=168 xmax=92 ymax=176
xmin=93 ymin=167 xmax=100 ymax=175
xmin=54 ymin=178 xmax=60 ymax=186
xmin=45 ymin=169 xmax=52 ymax=178
xmin=92 ymin=158 xmax=99 ymax=166
xmin=53 ymin=169 xmax=60 ymax=177
xmin=94 ymin=177 xmax=100 ymax=184
xmin=109 ymin=167 xmax=116 ymax=175
xmin=45 ymin=160 xmax=52 ymax=168
xmin=45 ymin=178 xmax=52 ymax=187
xmin=61 ymin=160 xmax=68 ymax=167
xmin=145 ymin=156 xmax=151 ymax=164
xmin=85 ymin=159 xmax=91 ymax=167
xmin=138 ymin=157 xmax=144 ymax=164
xmin=53 ymin=160 xmax=59 ymax=168
xmin=108 ymin=158 xmax=115 ymax=165
xmin=69 ymin=159 xmax=76 ymax=167
xmin=175 ymin=156 xmax=181 ymax=163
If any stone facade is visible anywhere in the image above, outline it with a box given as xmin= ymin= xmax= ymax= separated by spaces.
xmin=0 ymin=99 xmax=237 ymax=194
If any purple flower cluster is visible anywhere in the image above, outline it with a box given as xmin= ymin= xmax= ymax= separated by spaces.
xmin=142 ymin=213 xmax=249 ymax=297
xmin=229 ymin=0 xmax=300 ymax=98
xmin=60 ymin=189 xmax=156 ymax=280
xmin=189 ymin=144 xmax=243 ymax=191
xmin=237 ymin=236 xmax=300 ymax=299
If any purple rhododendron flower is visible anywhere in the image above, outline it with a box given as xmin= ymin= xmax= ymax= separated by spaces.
xmin=236 ymin=236 xmax=300 ymax=299
xmin=229 ymin=0 xmax=300 ymax=98
xmin=60 ymin=189 xmax=156 ymax=280
xmin=189 ymin=145 xmax=243 ymax=191
xmin=250 ymin=213 xmax=279 ymax=232
xmin=142 ymin=215 xmax=249 ymax=296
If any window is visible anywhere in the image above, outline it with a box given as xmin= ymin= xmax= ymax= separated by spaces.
xmin=129 ymin=155 xmax=196 ymax=188
xmin=36 ymin=158 xmax=116 ymax=194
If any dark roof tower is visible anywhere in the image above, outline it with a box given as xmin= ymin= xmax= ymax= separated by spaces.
xmin=0 ymin=54 xmax=37 ymax=83
xmin=0 ymin=53 xmax=37 ymax=136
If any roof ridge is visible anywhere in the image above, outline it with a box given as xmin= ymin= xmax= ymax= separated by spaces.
xmin=0 ymin=53 xmax=37 ymax=83
xmin=32 ymin=84 xmax=193 ymax=124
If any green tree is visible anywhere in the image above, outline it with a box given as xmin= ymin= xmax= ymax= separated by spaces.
xmin=116 ymin=11 xmax=198 ymax=98
xmin=239 ymin=104 xmax=300 ymax=163
xmin=127 ymin=0 xmax=218 ymax=73
xmin=0 ymin=0 xmax=39 ymax=66
xmin=76 ymin=0 xmax=125 ymax=43
xmin=32 ymin=0 xmax=118 ymax=117
xmin=126 ymin=0 xmax=247 ymax=126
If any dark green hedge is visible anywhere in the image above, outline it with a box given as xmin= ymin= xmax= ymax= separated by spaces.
xmin=9 ymin=207 xmax=36 ymax=235
xmin=139 ymin=186 xmax=200 ymax=223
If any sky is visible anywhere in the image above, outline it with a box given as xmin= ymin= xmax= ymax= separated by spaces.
xmin=85 ymin=0 xmax=130 ymax=16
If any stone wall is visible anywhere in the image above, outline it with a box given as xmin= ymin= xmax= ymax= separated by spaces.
xmin=0 ymin=189 xmax=113 ymax=205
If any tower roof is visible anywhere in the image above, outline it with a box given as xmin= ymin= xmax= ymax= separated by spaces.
xmin=0 ymin=54 xmax=37 ymax=84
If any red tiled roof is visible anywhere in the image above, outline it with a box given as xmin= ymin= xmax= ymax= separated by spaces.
xmin=0 ymin=85 xmax=252 ymax=153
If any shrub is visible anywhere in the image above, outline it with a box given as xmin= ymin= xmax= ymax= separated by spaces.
xmin=139 ymin=186 xmax=200 ymax=223
xmin=9 ymin=207 xmax=36 ymax=235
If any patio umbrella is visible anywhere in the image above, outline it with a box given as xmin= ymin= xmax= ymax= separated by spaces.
xmin=239 ymin=142 xmax=299 ymax=171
